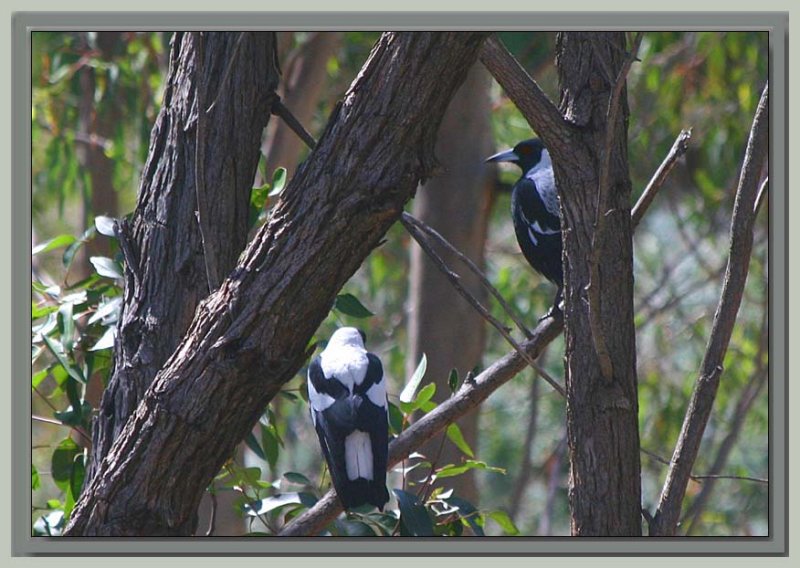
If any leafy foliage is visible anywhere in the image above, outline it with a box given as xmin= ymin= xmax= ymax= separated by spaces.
xmin=31 ymin=31 xmax=768 ymax=537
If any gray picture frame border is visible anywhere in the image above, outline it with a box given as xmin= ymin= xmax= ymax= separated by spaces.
xmin=13 ymin=11 xmax=788 ymax=556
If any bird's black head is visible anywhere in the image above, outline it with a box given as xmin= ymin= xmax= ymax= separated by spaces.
xmin=486 ymin=138 xmax=546 ymax=175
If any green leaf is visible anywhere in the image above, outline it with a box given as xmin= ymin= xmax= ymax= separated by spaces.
xmin=244 ymin=431 xmax=266 ymax=461
xmin=399 ymin=382 xmax=436 ymax=414
xmin=31 ymin=368 xmax=48 ymax=390
xmin=448 ymin=368 xmax=459 ymax=393
xmin=331 ymin=518 xmax=377 ymax=537
xmin=387 ymin=402 xmax=404 ymax=435
xmin=32 ymin=234 xmax=77 ymax=256
xmin=89 ymin=256 xmax=123 ymax=280
xmin=32 ymin=464 xmax=41 ymax=491
xmin=436 ymin=460 xmax=504 ymax=479
xmin=41 ymin=334 xmax=86 ymax=384
xmin=51 ymin=437 xmax=81 ymax=492
xmin=87 ymin=297 xmax=122 ymax=326
xmin=488 ymin=510 xmax=520 ymax=536
xmin=54 ymin=402 xmax=91 ymax=428
xmin=393 ymin=488 xmax=434 ymax=536
xmin=31 ymin=302 xmax=59 ymax=320
xmin=334 ymin=293 xmax=374 ymax=319
xmin=446 ymin=496 xmax=484 ymax=536
xmin=446 ymin=423 xmax=475 ymax=458
xmin=261 ymin=424 xmax=280 ymax=471
xmin=58 ymin=302 xmax=75 ymax=352
xmin=94 ymin=215 xmax=118 ymax=237
xmin=89 ymin=327 xmax=116 ymax=351
xmin=268 ymin=167 xmax=287 ymax=197
xmin=243 ymin=492 xmax=316 ymax=516
xmin=399 ymin=353 xmax=427 ymax=404
xmin=283 ymin=471 xmax=312 ymax=486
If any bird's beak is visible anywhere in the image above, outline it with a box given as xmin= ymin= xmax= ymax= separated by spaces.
xmin=485 ymin=148 xmax=518 ymax=163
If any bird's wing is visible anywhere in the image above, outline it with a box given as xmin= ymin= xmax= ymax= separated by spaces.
xmin=355 ymin=355 xmax=388 ymax=490
xmin=527 ymin=167 xmax=561 ymax=221
xmin=516 ymin=177 xmax=561 ymax=235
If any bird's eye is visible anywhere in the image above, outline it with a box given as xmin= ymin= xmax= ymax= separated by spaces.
xmin=518 ymin=145 xmax=531 ymax=155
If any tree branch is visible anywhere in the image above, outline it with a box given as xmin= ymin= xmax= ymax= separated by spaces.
xmin=650 ymin=81 xmax=769 ymax=536
xmin=479 ymin=34 xmax=572 ymax=154
xmin=632 ymin=129 xmax=692 ymax=229
xmin=272 ymin=98 xmax=318 ymax=150
xmin=401 ymin=212 xmax=565 ymax=396
xmin=404 ymin=211 xmax=532 ymax=338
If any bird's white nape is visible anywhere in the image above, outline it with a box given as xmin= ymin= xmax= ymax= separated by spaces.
xmin=344 ymin=430 xmax=374 ymax=481
xmin=326 ymin=327 xmax=366 ymax=350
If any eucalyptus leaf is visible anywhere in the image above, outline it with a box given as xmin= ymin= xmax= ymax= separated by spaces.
xmin=89 ymin=256 xmax=123 ymax=280
xmin=94 ymin=215 xmax=118 ymax=237
xmin=89 ymin=326 xmax=117 ymax=351
xmin=334 ymin=293 xmax=374 ymax=319
xmin=446 ymin=422 xmax=475 ymax=458
xmin=268 ymin=167 xmax=288 ymax=197
xmin=393 ymin=488 xmax=434 ymax=536
xmin=399 ymin=353 xmax=427 ymax=404
xmin=32 ymin=234 xmax=77 ymax=256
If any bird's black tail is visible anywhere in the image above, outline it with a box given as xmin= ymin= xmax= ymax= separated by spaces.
xmin=338 ymin=478 xmax=390 ymax=512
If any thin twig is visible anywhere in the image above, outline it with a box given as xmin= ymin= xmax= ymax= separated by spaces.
xmin=271 ymin=98 xmax=317 ymax=150
xmin=32 ymin=410 xmax=91 ymax=444
xmin=632 ymin=129 xmax=692 ymax=229
xmin=206 ymin=32 xmax=248 ymax=114
xmin=586 ymin=32 xmax=644 ymax=381
xmin=193 ymin=32 xmax=220 ymax=292
xmin=402 ymin=212 xmax=533 ymax=339
xmin=401 ymin=213 xmax=565 ymax=397
xmin=650 ymin=82 xmax=769 ymax=537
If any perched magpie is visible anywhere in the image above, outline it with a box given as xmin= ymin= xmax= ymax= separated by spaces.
xmin=486 ymin=138 xmax=563 ymax=316
xmin=307 ymin=327 xmax=390 ymax=511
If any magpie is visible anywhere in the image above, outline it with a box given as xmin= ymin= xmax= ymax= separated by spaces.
xmin=486 ymin=138 xmax=563 ymax=317
xmin=307 ymin=327 xmax=390 ymax=511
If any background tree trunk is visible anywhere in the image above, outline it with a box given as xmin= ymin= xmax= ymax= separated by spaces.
xmin=555 ymin=32 xmax=642 ymax=536
xmin=87 ymin=31 xmax=280 ymax=483
xmin=65 ymin=31 xmax=489 ymax=536
xmin=407 ymin=64 xmax=493 ymax=505
xmin=264 ymin=32 xmax=342 ymax=180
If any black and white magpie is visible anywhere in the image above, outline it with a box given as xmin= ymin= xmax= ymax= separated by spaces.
xmin=486 ymin=138 xmax=563 ymax=316
xmin=307 ymin=327 xmax=390 ymax=511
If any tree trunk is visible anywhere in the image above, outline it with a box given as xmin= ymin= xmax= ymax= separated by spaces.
xmin=65 ymin=31 xmax=489 ymax=536
xmin=555 ymin=32 xmax=642 ymax=536
xmin=407 ymin=64 xmax=493 ymax=504
xmin=87 ymin=31 xmax=280 ymax=483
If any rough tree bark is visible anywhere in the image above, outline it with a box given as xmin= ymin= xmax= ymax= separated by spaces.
xmin=555 ymin=31 xmax=642 ymax=536
xmin=407 ymin=64 xmax=494 ymax=504
xmin=87 ymin=31 xmax=280 ymax=483
xmin=65 ymin=31 xmax=489 ymax=536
